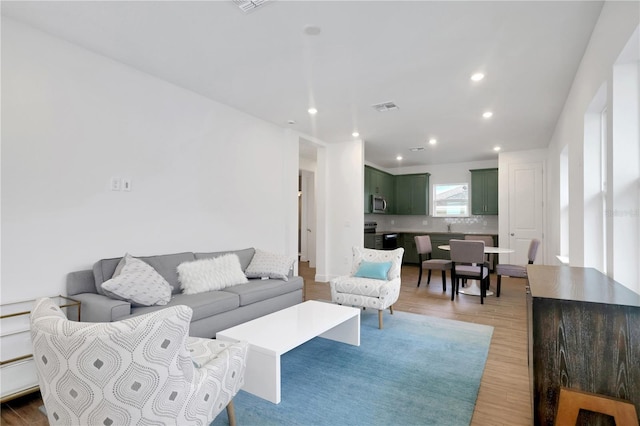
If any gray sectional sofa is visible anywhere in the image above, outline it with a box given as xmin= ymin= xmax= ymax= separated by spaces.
xmin=66 ymin=248 xmax=304 ymax=338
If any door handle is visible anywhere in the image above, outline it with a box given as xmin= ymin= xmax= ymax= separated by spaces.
xmin=510 ymin=233 xmax=515 ymax=236
xmin=307 ymin=229 xmax=311 ymax=232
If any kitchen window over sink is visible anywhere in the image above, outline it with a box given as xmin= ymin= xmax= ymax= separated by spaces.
xmin=433 ymin=183 xmax=469 ymax=217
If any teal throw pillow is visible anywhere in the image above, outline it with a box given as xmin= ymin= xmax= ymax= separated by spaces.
xmin=354 ymin=261 xmax=392 ymax=280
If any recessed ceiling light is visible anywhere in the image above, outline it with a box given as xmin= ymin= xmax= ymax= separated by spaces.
xmin=471 ymin=73 xmax=485 ymax=82
xmin=304 ymin=25 xmax=322 ymax=36
xmin=396 ymin=155 xmax=403 ymax=161
xmin=483 ymin=111 xmax=493 ymax=118
xmin=493 ymin=146 xmax=501 ymax=152
xmin=308 ymin=108 xmax=318 ymax=115
xmin=428 ymin=138 xmax=437 ymax=145
xmin=352 ymin=131 xmax=360 ymax=137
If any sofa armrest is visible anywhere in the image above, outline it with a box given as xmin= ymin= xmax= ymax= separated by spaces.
xmin=67 ymin=270 xmax=97 ymax=296
xmin=71 ymin=293 xmax=131 ymax=322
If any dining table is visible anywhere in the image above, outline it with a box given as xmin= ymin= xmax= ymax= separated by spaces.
xmin=438 ymin=244 xmax=514 ymax=296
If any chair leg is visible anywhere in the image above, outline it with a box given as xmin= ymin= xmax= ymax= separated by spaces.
xmin=378 ymin=310 xmax=383 ymax=329
xmin=227 ymin=400 xmax=237 ymax=426
xmin=417 ymin=265 xmax=423 ymax=287
xmin=389 ymin=305 xmax=394 ymax=315
xmin=451 ymin=273 xmax=456 ymax=300
xmin=497 ymin=275 xmax=502 ymax=297
xmin=441 ymin=270 xmax=447 ymax=292
xmin=427 ymin=269 xmax=432 ymax=284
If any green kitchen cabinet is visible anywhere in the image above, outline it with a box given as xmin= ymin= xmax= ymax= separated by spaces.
xmin=401 ymin=233 xmax=420 ymax=264
xmin=364 ymin=166 xmax=372 ymax=213
xmin=470 ymin=168 xmax=498 ymax=215
xmin=394 ymin=174 xmax=429 ymax=215
xmin=429 ymin=233 xmax=465 ymax=260
xmin=364 ymin=166 xmax=395 ymax=213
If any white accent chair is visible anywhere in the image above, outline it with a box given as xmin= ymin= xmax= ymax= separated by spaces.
xmin=30 ymin=297 xmax=248 ymax=426
xmin=330 ymin=247 xmax=404 ymax=329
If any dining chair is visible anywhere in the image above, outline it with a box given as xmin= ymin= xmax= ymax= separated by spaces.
xmin=464 ymin=235 xmax=495 ymax=272
xmin=449 ymin=239 xmax=490 ymax=304
xmin=495 ymin=239 xmax=540 ymax=297
xmin=414 ymin=235 xmax=452 ymax=291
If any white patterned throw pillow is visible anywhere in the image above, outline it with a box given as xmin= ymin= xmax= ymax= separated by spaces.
xmin=245 ymin=249 xmax=294 ymax=281
xmin=101 ymin=253 xmax=172 ymax=306
xmin=178 ymin=253 xmax=248 ymax=295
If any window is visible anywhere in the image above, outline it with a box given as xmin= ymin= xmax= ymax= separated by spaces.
xmin=432 ymin=183 xmax=469 ymax=217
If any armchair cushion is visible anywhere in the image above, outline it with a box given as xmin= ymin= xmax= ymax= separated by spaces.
xmin=354 ymin=261 xmax=392 ymax=280
xmin=332 ymin=276 xmax=395 ymax=298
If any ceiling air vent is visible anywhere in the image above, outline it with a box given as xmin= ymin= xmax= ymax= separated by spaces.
xmin=372 ymin=101 xmax=399 ymax=112
xmin=233 ymin=0 xmax=269 ymax=13
xmin=410 ymin=147 xmax=425 ymax=152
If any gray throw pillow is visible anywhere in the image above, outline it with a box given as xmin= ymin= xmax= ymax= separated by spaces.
xmin=244 ymin=249 xmax=295 ymax=281
xmin=101 ymin=253 xmax=172 ymax=306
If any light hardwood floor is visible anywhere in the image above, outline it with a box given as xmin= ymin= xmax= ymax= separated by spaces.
xmin=1 ymin=262 xmax=532 ymax=425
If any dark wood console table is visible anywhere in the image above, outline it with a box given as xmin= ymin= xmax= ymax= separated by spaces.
xmin=527 ymin=265 xmax=640 ymax=425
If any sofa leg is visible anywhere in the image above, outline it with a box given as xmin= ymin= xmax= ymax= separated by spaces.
xmin=227 ymin=400 xmax=237 ymax=426
xmin=378 ymin=310 xmax=383 ymax=329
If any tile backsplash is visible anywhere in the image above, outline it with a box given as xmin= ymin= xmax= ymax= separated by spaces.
xmin=366 ymin=214 xmax=498 ymax=234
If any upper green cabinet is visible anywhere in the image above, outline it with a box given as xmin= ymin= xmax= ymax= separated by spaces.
xmin=470 ymin=168 xmax=498 ymax=215
xmin=394 ymin=173 xmax=429 ymax=215
xmin=364 ymin=166 xmax=394 ymax=214
xmin=365 ymin=166 xmax=430 ymax=215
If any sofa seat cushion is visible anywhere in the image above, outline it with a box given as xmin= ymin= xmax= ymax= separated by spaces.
xmin=221 ymin=276 xmax=303 ymax=306
xmin=129 ymin=291 xmax=240 ymax=322
xmin=331 ymin=276 xmax=389 ymax=297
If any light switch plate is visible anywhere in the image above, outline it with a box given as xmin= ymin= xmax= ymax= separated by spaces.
xmin=110 ymin=177 xmax=121 ymax=191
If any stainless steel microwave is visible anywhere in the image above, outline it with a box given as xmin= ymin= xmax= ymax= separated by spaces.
xmin=371 ymin=194 xmax=387 ymax=213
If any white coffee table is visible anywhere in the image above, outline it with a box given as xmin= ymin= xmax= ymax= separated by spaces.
xmin=216 ymin=300 xmax=360 ymax=404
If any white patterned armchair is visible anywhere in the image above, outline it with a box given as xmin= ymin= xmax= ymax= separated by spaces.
xmin=30 ymin=297 xmax=248 ymax=426
xmin=330 ymin=247 xmax=404 ymax=329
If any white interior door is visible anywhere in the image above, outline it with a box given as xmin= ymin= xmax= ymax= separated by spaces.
xmin=508 ymin=162 xmax=544 ymax=264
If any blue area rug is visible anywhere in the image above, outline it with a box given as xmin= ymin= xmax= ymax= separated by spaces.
xmin=212 ymin=309 xmax=493 ymax=426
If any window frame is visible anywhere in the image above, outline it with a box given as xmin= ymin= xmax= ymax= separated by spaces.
xmin=432 ymin=182 xmax=470 ymax=218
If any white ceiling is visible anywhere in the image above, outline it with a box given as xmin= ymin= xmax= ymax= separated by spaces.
xmin=1 ymin=1 xmax=603 ymax=169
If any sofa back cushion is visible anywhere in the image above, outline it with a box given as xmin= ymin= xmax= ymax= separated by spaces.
xmin=94 ymin=252 xmax=196 ymax=295
xmin=194 ymin=248 xmax=255 ymax=272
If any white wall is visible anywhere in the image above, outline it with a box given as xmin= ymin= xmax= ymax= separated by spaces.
xmin=316 ymin=139 xmax=364 ymax=281
xmin=545 ymin=1 xmax=640 ymax=292
xmin=1 ymin=18 xmax=299 ymax=302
